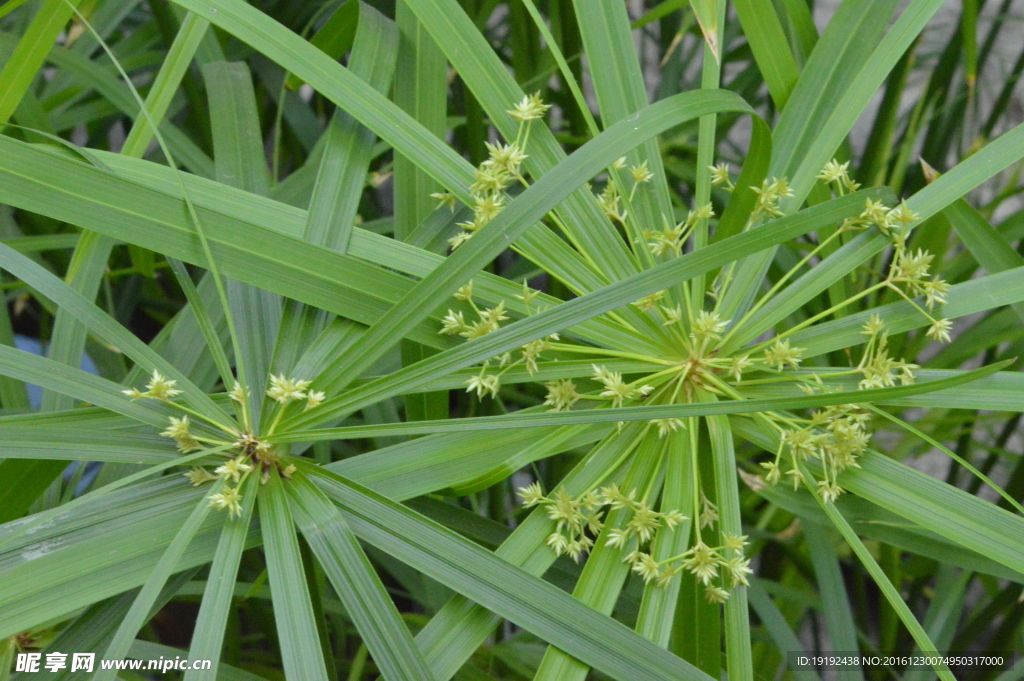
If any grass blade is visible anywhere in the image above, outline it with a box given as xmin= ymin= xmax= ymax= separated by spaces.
xmin=707 ymin=412 xmax=753 ymax=681
xmin=817 ymin=498 xmax=954 ymax=681
xmin=303 ymin=461 xmax=714 ymax=681
xmin=277 ymin=361 xmax=1008 ymax=440
xmin=733 ymin=0 xmax=799 ymax=109
xmin=94 ymin=485 xmax=217 ymax=681
xmin=287 ymin=472 xmax=435 ymax=681
xmin=802 ymin=521 xmax=865 ymax=681
xmin=258 ymin=471 xmax=330 ymax=681
xmin=183 ymin=473 xmax=259 ymax=681
xmin=635 ymin=428 xmax=694 ymax=646
xmin=0 ymin=0 xmax=81 ymax=125
xmin=202 ymin=60 xmax=281 ymax=427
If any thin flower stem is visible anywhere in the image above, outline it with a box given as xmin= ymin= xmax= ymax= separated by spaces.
xmin=747 ymin=280 xmax=888 ymax=354
xmin=161 ymin=399 xmax=236 ymax=435
xmin=193 ymin=436 xmax=234 ymax=446
xmin=689 ymin=415 xmax=702 ymax=545
xmin=264 ymin=403 xmax=288 ymax=437
xmin=721 ymin=228 xmax=848 ymax=348
xmin=547 ymin=342 xmax=675 ymax=365
xmin=582 ymin=424 xmax=654 ymax=495
xmin=735 ymin=368 xmax=860 ymax=386
xmin=884 ymin=281 xmax=939 ymax=323
xmin=866 ymin=404 xmax=1024 ymax=515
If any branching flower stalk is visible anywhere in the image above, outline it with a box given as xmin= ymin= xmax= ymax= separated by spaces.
xmin=433 ymin=104 xmax=960 ymax=602
xmin=124 ymin=370 xmax=320 ymax=515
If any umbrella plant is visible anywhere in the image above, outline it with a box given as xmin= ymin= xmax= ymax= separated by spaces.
xmin=1 ymin=0 xmax=1024 ymax=680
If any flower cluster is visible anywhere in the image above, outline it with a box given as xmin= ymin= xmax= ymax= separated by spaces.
xmin=162 ymin=416 xmax=201 ymax=453
xmin=188 ymin=454 xmax=288 ymax=518
xmin=122 ymin=369 xmax=181 ymax=401
xmin=709 ymin=163 xmax=734 ymax=192
xmin=857 ymin=315 xmax=919 ymax=389
xmin=631 ymin=290 xmax=664 ymax=312
xmin=597 ymin=180 xmax=628 ymax=223
xmin=440 ymin=94 xmax=550 ymax=250
xmin=690 ymin=310 xmax=729 ymax=344
xmin=517 ymin=478 xmax=750 ymax=601
xmin=595 ymin=156 xmax=658 ymax=224
xmin=509 ymin=92 xmax=552 ymax=122
xmin=750 ymin=177 xmax=794 ymax=220
xmin=122 ymin=369 xmax=318 ymax=518
xmin=187 ymin=452 xmax=298 ymax=518
xmin=625 ymin=531 xmax=752 ymax=602
xmin=815 ymin=180 xmax=950 ymax=343
xmin=439 ymin=301 xmax=509 ymax=340
xmin=763 ymin=338 xmax=804 ymax=370
xmin=644 ymin=205 xmax=715 ymax=258
xmin=592 ymin=365 xmax=654 ymax=407
xmin=543 ymin=378 xmax=581 ymax=411
xmin=886 ymin=247 xmax=952 ymax=342
xmin=440 ymin=282 xmax=559 ymax=400
xmin=817 ymin=159 xmax=861 ymax=193
xmin=761 ymin=402 xmax=872 ymax=503
xmin=603 ymin=483 xmax=686 ymax=548
xmin=517 ymin=483 xmax=605 ymax=562
xmin=265 ymin=374 xmax=323 ymax=409
xmin=517 ymin=482 xmax=685 ymax=566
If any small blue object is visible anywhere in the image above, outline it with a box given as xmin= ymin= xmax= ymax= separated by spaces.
xmin=14 ymin=334 xmax=97 ymax=408
xmin=13 ymin=335 xmax=102 ymax=494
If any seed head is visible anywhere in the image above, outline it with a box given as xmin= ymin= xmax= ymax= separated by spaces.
xmin=215 ymin=458 xmax=252 ymax=483
xmin=926 ymin=318 xmax=952 ymax=343
xmin=483 ymin=141 xmax=527 ymax=176
xmin=630 ymin=160 xmax=654 ymax=185
xmin=817 ymin=159 xmax=850 ymax=185
xmin=631 ymin=291 xmax=664 ymax=312
xmin=662 ymin=509 xmax=687 ymax=529
xmin=184 ymin=467 xmax=217 ymax=486
xmin=605 ymin=528 xmax=629 ymax=549
xmin=439 ymin=310 xmax=468 ymax=335
xmin=764 ymin=338 xmax=804 ymax=369
xmin=705 ymin=585 xmax=730 ymax=603
xmin=725 ymin=556 xmax=753 ymax=587
xmin=161 ymin=416 xmax=202 ymax=452
xmin=508 ymin=92 xmax=552 ymax=122
xmin=430 ymin=191 xmax=458 ymax=211
xmin=923 ymin=277 xmax=949 ymax=309
xmin=682 ymin=541 xmax=722 ymax=585
xmin=690 ymin=310 xmax=729 ymax=342
xmin=723 ymin=533 xmax=748 ymax=552
xmin=709 ymin=163 xmax=733 ymax=189
xmin=266 ymin=375 xmax=311 ymax=404
xmin=228 ymin=382 xmax=247 ymax=403
xmin=125 ymin=370 xmax=181 ymax=400
xmin=517 ymin=481 xmax=545 ymax=507
xmin=729 ymin=355 xmax=753 ymax=381
xmin=626 ymin=502 xmax=662 ymax=543
xmin=861 ymin=313 xmax=886 ymax=337
xmin=466 ymin=373 xmax=500 ymax=399
xmin=632 ymin=552 xmax=662 ymax=584
xmin=543 ymin=379 xmax=580 ymax=412
xmin=305 ymin=390 xmax=326 ymax=410
xmin=208 ymin=486 xmax=243 ymax=518
xmin=651 ymin=418 xmax=685 ymax=438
